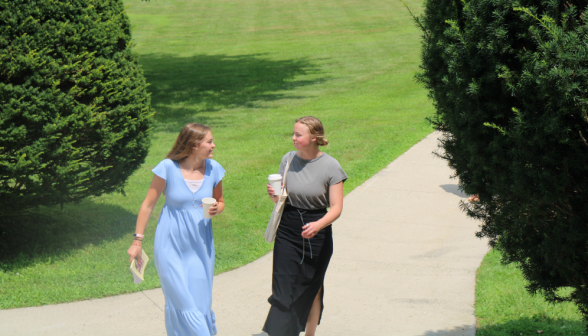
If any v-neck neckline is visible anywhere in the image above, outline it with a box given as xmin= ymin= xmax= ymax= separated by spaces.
xmin=175 ymin=160 xmax=207 ymax=195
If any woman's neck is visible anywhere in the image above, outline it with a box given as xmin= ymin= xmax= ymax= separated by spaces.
xmin=297 ymin=145 xmax=322 ymax=161
xmin=179 ymin=155 xmax=205 ymax=172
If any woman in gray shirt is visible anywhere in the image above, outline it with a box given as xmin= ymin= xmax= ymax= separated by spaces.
xmin=263 ymin=116 xmax=347 ymax=336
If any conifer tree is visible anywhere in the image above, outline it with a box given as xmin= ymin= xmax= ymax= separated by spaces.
xmin=0 ymin=0 xmax=154 ymax=219
xmin=416 ymin=0 xmax=588 ymax=324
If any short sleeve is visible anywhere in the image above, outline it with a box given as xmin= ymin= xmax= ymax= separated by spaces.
xmin=211 ymin=160 xmax=226 ymax=188
xmin=328 ymin=159 xmax=348 ymax=186
xmin=152 ymin=159 xmax=170 ymax=180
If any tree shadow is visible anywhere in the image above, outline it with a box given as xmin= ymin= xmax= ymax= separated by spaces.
xmin=419 ymin=317 xmax=586 ymax=335
xmin=439 ymin=184 xmax=467 ymax=198
xmin=418 ymin=324 xmax=475 ymax=335
xmin=139 ymin=53 xmax=329 ymax=131
xmin=475 ymin=317 xmax=586 ymax=335
xmin=0 ymin=201 xmax=136 ymax=271
xmin=0 ymin=53 xmax=328 ymax=270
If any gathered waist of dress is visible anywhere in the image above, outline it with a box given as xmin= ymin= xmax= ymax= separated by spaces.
xmin=162 ymin=203 xmax=210 ymax=215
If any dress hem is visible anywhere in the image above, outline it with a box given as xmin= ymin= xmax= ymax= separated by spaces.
xmin=165 ymin=306 xmax=217 ymax=336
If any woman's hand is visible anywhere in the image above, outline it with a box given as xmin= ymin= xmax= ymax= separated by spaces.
xmin=302 ymin=222 xmax=320 ymax=239
xmin=267 ymin=184 xmax=279 ymax=203
xmin=300 ymin=182 xmax=344 ymax=239
xmin=127 ymin=244 xmax=142 ymax=264
xmin=267 ymin=184 xmax=276 ymax=197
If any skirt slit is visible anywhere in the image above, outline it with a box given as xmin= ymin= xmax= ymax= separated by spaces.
xmin=263 ymin=204 xmax=333 ymax=336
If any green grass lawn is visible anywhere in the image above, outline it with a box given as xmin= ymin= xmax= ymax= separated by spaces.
xmin=476 ymin=249 xmax=586 ymax=335
xmin=0 ymin=0 xmax=434 ymax=308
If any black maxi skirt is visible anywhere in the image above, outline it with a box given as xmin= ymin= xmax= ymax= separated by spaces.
xmin=263 ymin=204 xmax=333 ymax=336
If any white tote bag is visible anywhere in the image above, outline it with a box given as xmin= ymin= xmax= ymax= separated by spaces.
xmin=264 ymin=152 xmax=295 ymax=243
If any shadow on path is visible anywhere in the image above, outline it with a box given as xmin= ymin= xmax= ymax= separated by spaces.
xmin=419 ymin=324 xmax=475 ymax=335
xmin=139 ymin=53 xmax=329 ymax=131
xmin=440 ymin=184 xmax=467 ymax=198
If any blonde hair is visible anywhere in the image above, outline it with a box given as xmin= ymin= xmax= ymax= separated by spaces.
xmin=295 ymin=116 xmax=329 ymax=146
xmin=166 ymin=123 xmax=211 ymax=161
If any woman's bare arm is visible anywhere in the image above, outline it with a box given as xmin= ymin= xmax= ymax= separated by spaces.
xmin=206 ymin=180 xmax=225 ymax=216
xmin=127 ymin=175 xmax=165 ymax=263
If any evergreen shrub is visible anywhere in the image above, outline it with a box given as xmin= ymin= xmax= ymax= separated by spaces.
xmin=415 ymin=0 xmax=588 ymax=324
xmin=0 ymin=0 xmax=154 ymax=219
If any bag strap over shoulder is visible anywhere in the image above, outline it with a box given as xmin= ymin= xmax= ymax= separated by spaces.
xmin=281 ymin=152 xmax=296 ymax=194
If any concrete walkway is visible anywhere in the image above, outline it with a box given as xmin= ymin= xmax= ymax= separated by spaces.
xmin=0 ymin=132 xmax=488 ymax=336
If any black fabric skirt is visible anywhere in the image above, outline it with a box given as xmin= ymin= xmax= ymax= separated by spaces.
xmin=262 ymin=204 xmax=333 ymax=336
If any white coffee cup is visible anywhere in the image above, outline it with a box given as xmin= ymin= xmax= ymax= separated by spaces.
xmin=268 ymin=174 xmax=283 ymax=195
xmin=202 ymin=197 xmax=216 ymax=219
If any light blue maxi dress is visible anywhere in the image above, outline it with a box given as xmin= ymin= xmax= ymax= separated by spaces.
xmin=152 ymin=158 xmax=225 ymax=336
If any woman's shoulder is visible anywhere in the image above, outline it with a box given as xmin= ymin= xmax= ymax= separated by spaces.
xmin=321 ymin=153 xmax=345 ymax=170
xmin=152 ymin=158 xmax=176 ymax=181
xmin=158 ymin=158 xmax=176 ymax=167
xmin=207 ymin=158 xmax=224 ymax=170
xmin=282 ymin=151 xmax=296 ymax=158
xmin=320 ymin=153 xmax=347 ymax=183
xmin=321 ymin=152 xmax=340 ymax=164
xmin=281 ymin=151 xmax=296 ymax=162
xmin=206 ymin=159 xmax=226 ymax=183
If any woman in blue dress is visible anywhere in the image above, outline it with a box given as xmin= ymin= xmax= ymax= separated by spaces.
xmin=127 ymin=123 xmax=225 ymax=336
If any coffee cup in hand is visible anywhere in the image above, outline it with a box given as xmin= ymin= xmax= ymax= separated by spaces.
xmin=202 ymin=197 xmax=216 ymax=219
xmin=268 ymin=174 xmax=282 ymax=196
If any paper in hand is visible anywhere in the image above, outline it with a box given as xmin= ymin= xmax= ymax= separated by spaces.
xmin=130 ymin=249 xmax=149 ymax=284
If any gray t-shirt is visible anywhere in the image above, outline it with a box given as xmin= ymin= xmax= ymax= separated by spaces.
xmin=278 ymin=151 xmax=348 ymax=210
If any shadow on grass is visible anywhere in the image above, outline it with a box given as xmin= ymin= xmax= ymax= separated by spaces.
xmin=476 ymin=317 xmax=586 ymax=335
xmin=0 ymin=53 xmax=327 ymax=271
xmin=0 ymin=202 xmax=136 ymax=271
xmin=417 ymin=318 xmax=586 ymax=335
xmin=139 ymin=53 xmax=328 ymax=131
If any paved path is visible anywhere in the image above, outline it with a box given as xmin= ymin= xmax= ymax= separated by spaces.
xmin=0 ymin=132 xmax=488 ymax=336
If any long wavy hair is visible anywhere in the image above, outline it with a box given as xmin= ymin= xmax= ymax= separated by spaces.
xmin=166 ymin=123 xmax=211 ymax=161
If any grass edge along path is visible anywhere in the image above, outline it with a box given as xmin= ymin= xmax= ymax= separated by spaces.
xmin=475 ymin=249 xmax=586 ymax=335
xmin=0 ymin=0 xmax=433 ymax=309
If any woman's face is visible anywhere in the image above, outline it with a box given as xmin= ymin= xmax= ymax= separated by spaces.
xmin=192 ymin=131 xmax=215 ymax=159
xmin=292 ymin=122 xmax=315 ymax=150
